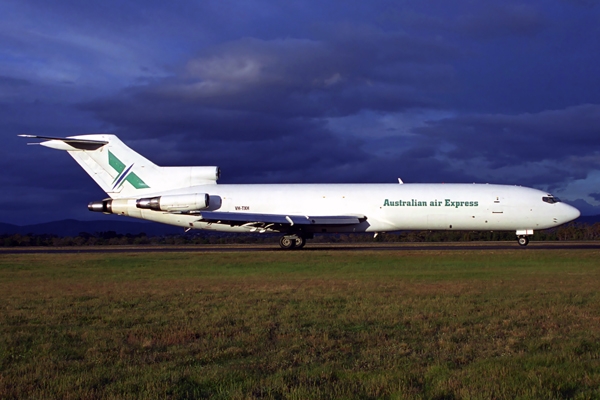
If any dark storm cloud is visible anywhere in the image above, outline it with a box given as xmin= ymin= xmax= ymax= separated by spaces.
xmin=0 ymin=75 xmax=30 ymax=87
xmin=0 ymin=132 xmax=108 ymax=225
xmin=83 ymin=34 xmax=457 ymax=126
xmin=78 ymin=21 xmax=600 ymax=192
xmin=415 ymin=105 xmax=600 ymax=162
xmin=561 ymin=0 xmax=599 ymax=7
xmin=76 ymin=32 xmax=461 ymax=186
xmin=0 ymin=101 xmax=107 ymax=225
xmin=454 ymin=4 xmax=547 ymax=38
xmin=4 ymin=0 xmax=600 ymax=224
xmin=186 ymin=131 xmax=369 ymax=184
xmin=396 ymin=1 xmax=600 ymax=115
xmin=349 ymin=148 xmax=480 ymax=185
xmin=116 ymin=115 xmax=370 ymax=184
xmin=409 ymin=104 xmax=600 ymax=188
xmin=394 ymin=2 xmax=547 ymax=39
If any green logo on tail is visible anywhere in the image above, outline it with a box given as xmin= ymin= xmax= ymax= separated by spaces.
xmin=109 ymin=151 xmax=150 ymax=190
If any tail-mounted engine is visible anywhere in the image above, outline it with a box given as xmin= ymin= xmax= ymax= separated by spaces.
xmin=135 ymin=193 xmax=210 ymax=212
xmin=88 ymin=199 xmax=113 ymax=214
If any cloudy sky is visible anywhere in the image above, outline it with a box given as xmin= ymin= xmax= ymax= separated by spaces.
xmin=2 ymin=0 xmax=600 ymax=225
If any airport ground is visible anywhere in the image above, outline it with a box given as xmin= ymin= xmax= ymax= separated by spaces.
xmin=1 ymin=245 xmax=599 ymax=399
xmin=2 ymin=240 xmax=600 ymax=254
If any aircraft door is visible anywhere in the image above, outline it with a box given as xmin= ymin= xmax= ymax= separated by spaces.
xmin=491 ymin=196 xmax=504 ymax=212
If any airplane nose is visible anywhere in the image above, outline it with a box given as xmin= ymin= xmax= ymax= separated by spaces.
xmin=561 ymin=203 xmax=580 ymax=224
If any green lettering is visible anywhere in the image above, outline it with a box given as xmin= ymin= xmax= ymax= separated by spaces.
xmin=383 ymin=199 xmax=389 ymax=206
xmin=474 ymin=201 xmax=479 ymax=207
xmin=445 ymin=199 xmax=451 ymax=206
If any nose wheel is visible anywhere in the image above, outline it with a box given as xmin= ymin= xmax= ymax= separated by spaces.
xmin=517 ymin=236 xmax=529 ymax=246
xmin=279 ymin=235 xmax=306 ymax=250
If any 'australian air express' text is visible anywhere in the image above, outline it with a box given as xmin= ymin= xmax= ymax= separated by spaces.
xmin=383 ymin=199 xmax=479 ymax=208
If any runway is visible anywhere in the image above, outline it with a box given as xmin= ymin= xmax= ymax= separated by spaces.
xmin=2 ymin=241 xmax=599 ymax=254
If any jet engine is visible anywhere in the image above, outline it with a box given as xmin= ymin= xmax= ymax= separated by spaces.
xmin=135 ymin=193 xmax=210 ymax=212
xmin=88 ymin=199 xmax=113 ymax=214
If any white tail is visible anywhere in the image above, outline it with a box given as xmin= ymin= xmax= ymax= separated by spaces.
xmin=21 ymin=134 xmax=220 ymax=198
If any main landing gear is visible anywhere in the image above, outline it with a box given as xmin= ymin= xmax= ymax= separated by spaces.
xmin=279 ymin=235 xmax=306 ymax=250
xmin=517 ymin=236 xmax=529 ymax=246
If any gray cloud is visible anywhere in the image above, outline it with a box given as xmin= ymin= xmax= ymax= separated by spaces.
xmin=590 ymin=193 xmax=600 ymax=201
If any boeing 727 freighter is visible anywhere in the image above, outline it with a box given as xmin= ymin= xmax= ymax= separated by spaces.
xmin=21 ymin=134 xmax=580 ymax=249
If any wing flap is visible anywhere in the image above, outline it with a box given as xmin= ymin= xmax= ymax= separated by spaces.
xmin=199 ymin=211 xmax=365 ymax=226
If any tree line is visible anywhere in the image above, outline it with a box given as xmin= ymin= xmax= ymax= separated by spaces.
xmin=1 ymin=222 xmax=599 ymax=247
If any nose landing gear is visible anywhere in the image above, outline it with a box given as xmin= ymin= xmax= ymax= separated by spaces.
xmin=517 ymin=236 xmax=529 ymax=246
xmin=516 ymin=229 xmax=533 ymax=247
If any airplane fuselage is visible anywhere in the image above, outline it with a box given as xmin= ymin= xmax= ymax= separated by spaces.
xmin=109 ymin=183 xmax=579 ymax=234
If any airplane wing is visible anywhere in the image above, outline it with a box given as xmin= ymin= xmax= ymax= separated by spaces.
xmin=199 ymin=211 xmax=366 ymax=226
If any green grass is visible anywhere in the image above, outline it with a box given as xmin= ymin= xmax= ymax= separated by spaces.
xmin=1 ymin=249 xmax=599 ymax=399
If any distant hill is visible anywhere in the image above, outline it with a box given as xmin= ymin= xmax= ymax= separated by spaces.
xmin=0 ymin=219 xmax=185 ymax=237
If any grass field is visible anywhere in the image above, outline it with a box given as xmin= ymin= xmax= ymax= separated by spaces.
xmin=1 ymin=247 xmax=599 ymax=399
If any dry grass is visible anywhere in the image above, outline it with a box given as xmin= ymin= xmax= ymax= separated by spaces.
xmin=0 ymin=249 xmax=599 ymax=399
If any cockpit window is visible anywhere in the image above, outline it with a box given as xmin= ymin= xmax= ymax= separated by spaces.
xmin=542 ymin=196 xmax=561 ymax=204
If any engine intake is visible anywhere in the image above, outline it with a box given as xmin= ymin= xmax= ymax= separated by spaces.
xmin=136 ymin=193 xmax=210 ymax=212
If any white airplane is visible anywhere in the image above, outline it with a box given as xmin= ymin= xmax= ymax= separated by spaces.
xmin=21 ymin=134 xmax=580 ymax=249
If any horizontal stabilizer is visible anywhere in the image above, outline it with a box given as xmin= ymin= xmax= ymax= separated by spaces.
xmin=19 ymin=135 xmax=108 ymax=151
xmin=199 ymin=211 xmax=365 ymax=226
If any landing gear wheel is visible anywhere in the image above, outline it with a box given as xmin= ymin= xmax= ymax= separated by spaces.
xmin=279 ymin=236 xmax=296 ymax=250
xmin=517 ymin=236 xmax=529 ymax=246
xmin=294 ymin=236 xmax=306 ymax=249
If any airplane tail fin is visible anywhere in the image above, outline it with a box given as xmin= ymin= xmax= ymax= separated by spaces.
xmin=20 ymin=134 xmax=220 ymax=198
